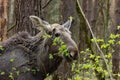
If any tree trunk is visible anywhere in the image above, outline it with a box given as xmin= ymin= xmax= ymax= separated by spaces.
xmin=7 ymin=0 xmax=15 ymax=37
xmin=112 ymin=0 xmax=120 ymax=79
xmin=0 ymin=0 xmax=8 ymax=41
xmin=52 ymin=0 xmax=80 ymax=80
xmin=61 ymin=0 xmax=80 ymax=44
xmin=14 ymin=0 xmax=43 ymax=35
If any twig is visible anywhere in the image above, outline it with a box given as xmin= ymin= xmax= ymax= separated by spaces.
xmin=76 ymin=0 xmax=113 ymax=80
xmin=7 ymin=24 xmax=16 ymax=32
xmin=42 ymin=0 xmax=53 ymax=9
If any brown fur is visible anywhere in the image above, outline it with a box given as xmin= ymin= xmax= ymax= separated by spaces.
xmin=0 ymin=31 xmax=62 ymax=80
xmin=0 ymin=21 xmax=78 ymax=80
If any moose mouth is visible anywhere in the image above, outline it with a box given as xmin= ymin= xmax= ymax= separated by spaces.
xmin=62 ymin=47 xmax=78 ymax=62
xmin=51 ymin=44 xmax=78 ymax=62
xmin=51 ymin=37 xmax=78 ymax=62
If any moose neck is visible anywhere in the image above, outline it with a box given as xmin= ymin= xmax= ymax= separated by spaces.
xmin=34 ymin=36 xmax=62 ymax=78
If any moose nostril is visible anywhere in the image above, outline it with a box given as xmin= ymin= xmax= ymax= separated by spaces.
xmin=55 ymin=33 xmax=60 ymax=37
xmin=69 ymin=51 xmax=78 ymax=59
xmin=72 ymin=52 xmax=78 ymax=60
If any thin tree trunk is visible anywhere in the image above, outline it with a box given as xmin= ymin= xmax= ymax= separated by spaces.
xmin=0 ymin=0 xmax=8 ymax=41
xmin=7 ymin=0 xmax=15 ymax=37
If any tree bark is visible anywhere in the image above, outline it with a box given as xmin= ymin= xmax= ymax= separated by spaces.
xmin=112 ymin=0 xmax=120 ymax=80
xmin=52 ymin=0 xmax=80 ymax=80
xmin=0 ymin=0 xmax=8 ymax=41
xmin=14 ymin=0 xmax=44 ymax=35
xmin=7 ymin=0 xmax=15 ymax=37
xmin=61 ymin=0 xmax=80 ymax=44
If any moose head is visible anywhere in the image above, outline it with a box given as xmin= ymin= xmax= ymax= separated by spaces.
xmin=29 ymin=15 xmax=79 ymax=79
xmin=29 ymin=15 xmax=78 ymax=61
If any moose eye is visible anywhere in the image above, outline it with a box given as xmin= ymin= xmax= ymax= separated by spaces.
xmin=55 ymin=33 xmax=60 ymax=37
xmin=53 ymin=28 xmax=56 ymax=32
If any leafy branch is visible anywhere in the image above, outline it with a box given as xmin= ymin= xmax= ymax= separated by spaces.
xmin=76 ymin=0 xmax=113 ymax=80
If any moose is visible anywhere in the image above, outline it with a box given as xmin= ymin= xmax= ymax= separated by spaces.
xmin=0 ymin=16 xmax=78 ymax=80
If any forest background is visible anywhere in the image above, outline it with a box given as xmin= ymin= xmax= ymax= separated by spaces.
xmin=0 ymin=0 xmax=120 ymax=80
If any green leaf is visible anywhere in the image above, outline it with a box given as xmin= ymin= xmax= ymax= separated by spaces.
xmin=42 ymin=33 xmax=52 ymax=39
xmin=26 ymin=68 xmax=31 ymax=72
xmin=9 ymin=72 xmax=14 ymax=80
xmin=0 ymin=72 xmax=5 ymax=75
xmin=117 ymin=41 xmax=120 ymax=45
xmin=117 ymin=26 xmax=120 ymax=30
xmin=82 ymin=64 xmax=91 ymax=69
xmin=96 ymin=38 xmax=104 ymax=43
xmin=61 ymin=45 xmax=66 ymax=50
xmin=101 ymin=44 xmax=109 ymax=49
xmin=49 ymin=54 xmax=54 ymax=59
xmin=86 ymin=48 xmax=90 ymax=52
xmin=31 ymin=69 xmax=37 ymax=74
xmin=104 ymin=70 xmax=108 ymax=76
xmin=16 ymin=71 xmax=20 ymax=76
xmin=0 ymin=45 xmax=4 ymax=50
xmin=91 ymin=38 xmax=96 ymax=42
xmin=69 ymin=16 xmax=73 ymax=21
xmin=10 ymin=59 xmax=14 ymax=63
xmin=75 ymin=75 xmax=82 ymax=80
xmin=107 ymin=53 xmax=112 ymax=59
xmin=118 ymin=73 xmax=120 ymax=77
xmin=90 ymin=54 xmax=95 ymax=59
xmin=96 ymin=67 xmax=103 ymax=72
xmin=108 ymin=39 xmax=115 ymax=45
xmin=110 ymin=34 xmax=119 ymax=39
xmin=52 ymin=37 xmax=61 ymax=45
xmin=71 ymin=62 xmax=75 ymax=71
xmin=12 ymin=67 xmax=16 ymax=70
xmin=80 ymin=51 xmax=85 ymax=54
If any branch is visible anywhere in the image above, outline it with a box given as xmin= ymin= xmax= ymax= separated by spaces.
xmin=7 ymin=25 xmax=15 ymax=32
xmin=7 ymin=20 xmax=16 ymax=32
xmin=42 ymin=0 xmax=53 ymax=9
xmin=76 ymin=0 xmax=113 ymax=80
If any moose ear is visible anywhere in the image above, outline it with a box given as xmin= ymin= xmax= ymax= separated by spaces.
xmin=62 ymin=17 xmax=73 ymax=30
xmin=29 ymin=15 xmax=51 ymax=30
